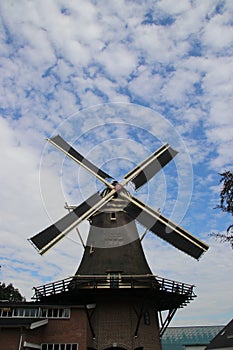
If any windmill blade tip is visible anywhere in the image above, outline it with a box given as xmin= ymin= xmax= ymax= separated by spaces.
xmin=27 ymin=237 xmax=42 ymax=255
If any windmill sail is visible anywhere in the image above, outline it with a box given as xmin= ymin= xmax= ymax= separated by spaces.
xmin=48 ymin=135 xmax=113 ymax=186
xmin=124 ymin=144 xmax=178 ymax=190
xmin=29 ymin=191 xmax=114 ymax=255
xmin=29 ymin=136 xmax=209 ymax=260
xmin=123 ymin=194 xmax=208 ymax=260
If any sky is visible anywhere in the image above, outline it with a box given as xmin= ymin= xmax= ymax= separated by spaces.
xmin=0 ymin=0 xmax=233 ymax=327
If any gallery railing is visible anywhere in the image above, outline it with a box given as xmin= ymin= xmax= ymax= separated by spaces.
xmin=32 ymin=274 xmax=195 ymax=302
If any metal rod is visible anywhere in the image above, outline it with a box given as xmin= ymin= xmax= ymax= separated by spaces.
xmin=134 ymin=302 xmax=144 ymax=337
xmin=85 ymin=306 xmax=96 ymax=339
xmin=159 ymin=308 xmax=177 ymax=337
xmin=65 ymin=202 xmax=86 ymax=249
xmin=140 ymin=228 xmax=149 ymax=241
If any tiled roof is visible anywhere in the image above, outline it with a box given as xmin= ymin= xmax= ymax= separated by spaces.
xmin=162 ymin=325 xmax=224 ymax=350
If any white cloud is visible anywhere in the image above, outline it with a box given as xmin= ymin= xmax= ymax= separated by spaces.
xmin=203 ymin=12 xmax=233 ymax=51
xmin=144 ymin=237 xmax=233 ymax=326
xmin=99 ymin=43 xmax=138 ymax=78
xmin=128 ymin=68 xmax=163 ymax=103
xmin=0 ymin=0 xmax=232 ymax=327
xmin=158 ymin=0 xmax=191 ymax=15
xmin=161 ymin=68 xmax=200 ymax=105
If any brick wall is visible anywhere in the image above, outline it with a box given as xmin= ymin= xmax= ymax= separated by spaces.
xmin=87 ymin=295 xmax=162 ymax=350
xmin=0 ymin=308 xmax=87 ymax=350
xmin=0 ymin=328 xmax=21 ymax=350
xmin=0 ymin=300 xmax=162 ymax=350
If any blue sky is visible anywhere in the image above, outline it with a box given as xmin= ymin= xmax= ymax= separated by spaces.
xmin=0 ymin=0 xmax=233 ymax=326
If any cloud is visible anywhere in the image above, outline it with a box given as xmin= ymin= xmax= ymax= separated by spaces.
xmin=144 ymin=236 xmax=233 ymax=326
xmin=0 ymin=0 xmax=232 ymax=327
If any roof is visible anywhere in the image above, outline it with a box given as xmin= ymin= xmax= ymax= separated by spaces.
xmin=0 ymin=318 xmax=48 ymax=329
xmin=76 ymin=211 xmax=153 ymax=275
xmin=205 ymin=319 xmax=233 ymax=349
xmin=0 ymin=318 xmax=35 ymax=327
xmin=162 ymin=325 xmax=224 ymax=350
xmin=0 ymin=301 xmax=83 ymax=308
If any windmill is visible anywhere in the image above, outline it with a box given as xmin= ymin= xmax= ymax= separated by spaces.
xmin=29 ymin=135 xmax=209 ymax=350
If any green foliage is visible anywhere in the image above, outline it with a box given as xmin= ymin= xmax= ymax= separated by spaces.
xmin=216 ymin=170 xmax=233 ymax=215
xmin=0 ymin=282 xmax=25 ymax=302
xmin=211 ymin=171 xmax=233 ymax=248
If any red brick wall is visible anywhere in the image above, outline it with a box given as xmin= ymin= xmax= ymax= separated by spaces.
xmin=0 ymin=328 xmax=21 ymax=350
xmin=0 ymin=301 xmax=162 ymax=350
xmin=87 ymin=295 xmax=162 ymax=350
xmin=0 ymin=308 xmax=88 ymax=350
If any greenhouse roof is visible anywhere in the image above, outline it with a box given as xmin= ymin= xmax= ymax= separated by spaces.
xmin=162 ymin=325 xmax=224 ymax=350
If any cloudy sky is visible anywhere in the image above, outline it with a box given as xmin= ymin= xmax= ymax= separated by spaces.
xmin=0 ymin=0 xmax=233 ymax=327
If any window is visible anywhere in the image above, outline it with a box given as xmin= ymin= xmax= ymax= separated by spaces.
xmin=109 ymin=273 xmax=121 ymax=288
xmin=40 ymin=308 xmax=70 ymax=318
xmin=144 ymin=311 xmax=150 ymax=325
xmin=0 ymin=307 xmax=70 ymax=319
xmin=15 ymin=308 xmax=24 ymax=317
xmin=41 ymin=308 xmax=47 ymax=318
xmin=47 ymin=308 xmax=53 ymax=317
xmin=62 ymin=309 xmax=70 ymax=318
xmin=53 ymin=309 xmax=59 ymax=318
xmin=41 ymin=344 xmax=78 ymax=350
xmin=24 ymin=308 xmax=38 ymax=317
xmin=1 ymin=307 xmax=12 ymax=317
xmin=110 ymin=212 xmax=116 ymax=221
